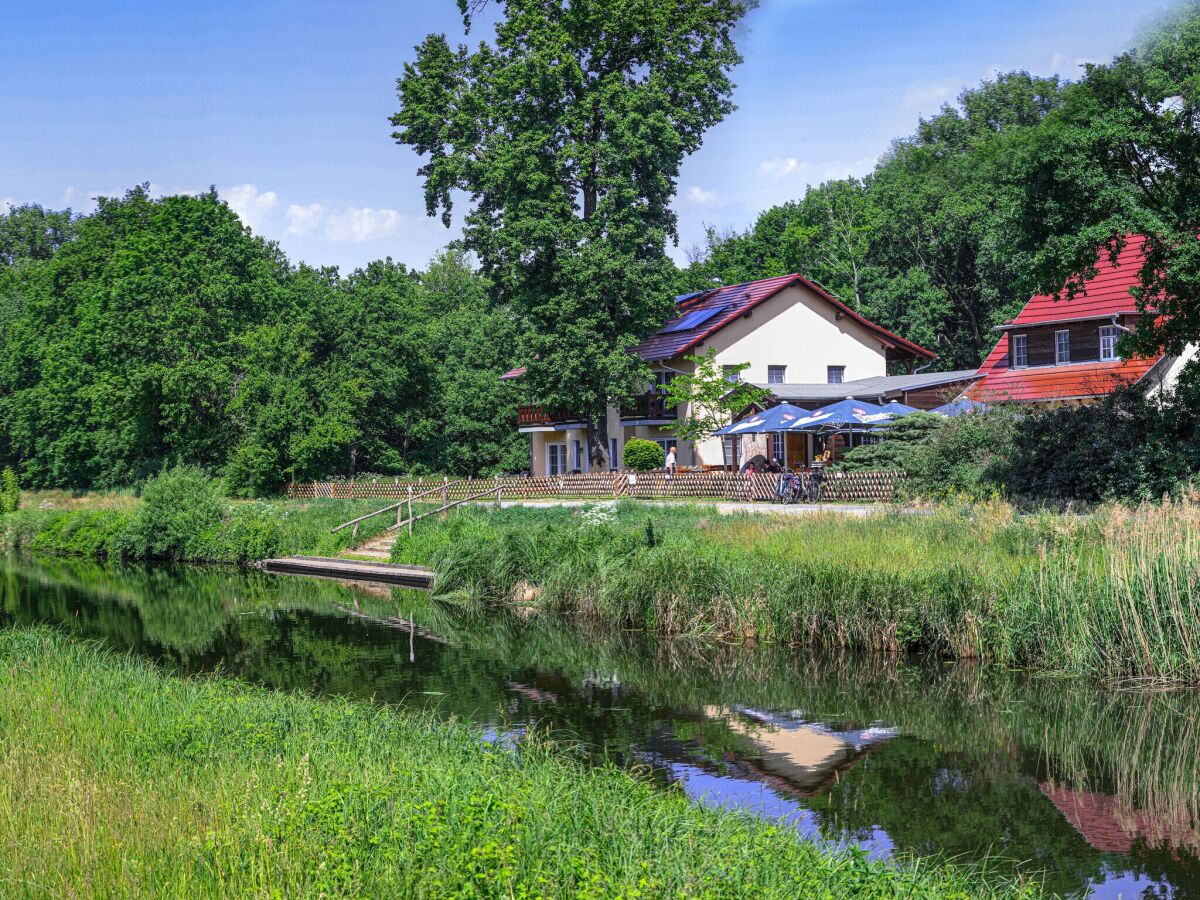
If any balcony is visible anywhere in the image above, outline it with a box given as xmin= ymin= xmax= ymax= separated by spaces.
xmin=619 ymin=393 xmax=677 ymax=421
xmin=517 ymin=404 xmax=585 ymax=428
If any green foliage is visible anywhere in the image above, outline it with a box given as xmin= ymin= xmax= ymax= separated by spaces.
xmin=0 ymin=467 xmax=18 ymax=513
xmin=663 ymin=349 xmax=771 ymax=443
xmin=122 ymin=468 xmax=226 ymax=561
xmin=393 ymin=0 xmax=751 ymax=468
xmin=681 ymin=71 xmax=1064 ymax=370
xmin=622 ymin=438 xmax=663 ymax=473
xmin=997 ymin=388 xmax=1200 ymax=503
xmin=902 ymin=409 xmax=1018 ymax=500
xmin=1001 ymin=2 xmax=1200 ymax=360
xmin=0 ymin=192 xmax=524 ymax=492
xmin=838 ymin=412 xmax=947 ymax=472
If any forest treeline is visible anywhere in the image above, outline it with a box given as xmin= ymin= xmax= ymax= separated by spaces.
xmin=2 ymin=2 xmax=1198 ymax=492
xmin=0 ymin=189 xmax=527 ymax=493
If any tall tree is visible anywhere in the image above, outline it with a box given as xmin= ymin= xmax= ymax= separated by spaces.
xmin=1003 ymin=2 xmax=1200 ymax=366
xmin=391 ymin=0 xmax=751 ymax=469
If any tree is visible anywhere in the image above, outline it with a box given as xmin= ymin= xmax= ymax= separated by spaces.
xmin=662 ymin=349 xmax=769 ymax=443
xmin=837 ymin=412 xmax=946 ymax=472
xmin=1002 ymin=3 xmax=1200 ymax=365
xmin=392 ymin=0 xmax=751 ymax=470
xmin=622 ymin=438 xmax=663 ymax=472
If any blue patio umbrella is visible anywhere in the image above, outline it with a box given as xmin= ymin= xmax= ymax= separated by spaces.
xmin=932 ymin=397 xmax=989 ymax=417
xmin=786 ymin=397 xmax=896 ymax=431
xmin=714 ymin=402 xmax=812 ymax=435
xmin=881 ymin=399 xmax=921 ymax=416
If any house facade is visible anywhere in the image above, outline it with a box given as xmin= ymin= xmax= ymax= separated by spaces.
xmin=508 ymin=273 xmax=936 ymax=475
xmin=967 ymin=237 xmax=1197 ymax=404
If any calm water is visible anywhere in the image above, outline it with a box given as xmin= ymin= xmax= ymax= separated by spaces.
xmin=3 ymin=554 xmax=1199 ymax=898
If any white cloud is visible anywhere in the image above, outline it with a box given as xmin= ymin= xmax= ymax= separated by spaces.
xmin=901 ymin=80 xmax=959 ymax=115
xmin=221 ymin=184 xmax=279 ymax=232
xmin=324 ymin=206 xmax=405 ymax=243
xmin=685 ymin=185 xmax=723 ymax=207
xmin=0 ymin=196 xmax=15 ymax=212
xmin=286 ymin=202 xmax=326 ymax=237
xmin=1050 ymin=52 xmax=1099 ymax=76
xmin=758 ymin=156 xmax=803 ymax=180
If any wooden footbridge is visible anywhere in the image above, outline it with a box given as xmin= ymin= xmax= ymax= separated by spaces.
xmin=265 ymin=479 xmax=502 ymax=588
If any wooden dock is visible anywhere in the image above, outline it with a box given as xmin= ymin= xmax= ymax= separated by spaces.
xmin=263 ymin=555 xmax=434 ymax=588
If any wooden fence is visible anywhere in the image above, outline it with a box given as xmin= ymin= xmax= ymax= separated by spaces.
xmin=287 ymin=470 xmax=905 ymax=504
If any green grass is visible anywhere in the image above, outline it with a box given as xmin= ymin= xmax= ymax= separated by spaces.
xmin=0 ymin=626 xmax=1037 ymax=898
xmin=0 ymin=496 xmax=412 ymax=563
xmin=389 ymin=498 xmax=1200 ymax=681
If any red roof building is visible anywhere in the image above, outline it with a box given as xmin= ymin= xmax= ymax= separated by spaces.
xmin=966 ymin=237 xmax=1188 ymax=404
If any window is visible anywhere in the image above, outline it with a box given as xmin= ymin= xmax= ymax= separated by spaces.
xmin=572 ymin=439 xmax=585 ymax=473
xmin=767 ymin=365 xmax=787 ymax=385
xmin=652 ymin=370 xmax=674 ymax=394
xmin=827 ymin=366 xmax=845 ymax=385
xmin=1055 ymin=330 xmax=1071 ymax=365
xmin=1011 ymin=333 xmax=1028 ymax=369
xmin=547 ymin=444 xmax=568 ymax=476
xmin=609 ymin=438 xmax=619 ymax=471
xmin=772 ymin=432 xmax=785 ymax=463
xmin=723 ymin=365 xmax=742 ymax=384
xmin=1099 ymin=325 xmax=1119 ymax=361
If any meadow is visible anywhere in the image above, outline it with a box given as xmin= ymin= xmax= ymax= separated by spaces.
xmin=0 ymin=626 xmax=1037 ymax=898
xmin=388 ymin=498 xmax=1200 ymax=682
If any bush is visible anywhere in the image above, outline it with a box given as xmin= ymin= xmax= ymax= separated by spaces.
xmin=902 ymin=409 xmax=1018 ymax=500
xmin=122 ymin=467 xmax=226 ymax=561
xmin=0 ymin=468 xmax=19 ymax=513
xmin=623 ymin=439 xmax=663 ymax=472
xmin=996 ymin=389 xmax=1199 ymax=503
xmin=838 ymin=412 xmax=946 ymax=472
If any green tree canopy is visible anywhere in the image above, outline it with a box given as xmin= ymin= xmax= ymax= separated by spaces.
xmin=392 ymin=0 xmax=752 ymax=469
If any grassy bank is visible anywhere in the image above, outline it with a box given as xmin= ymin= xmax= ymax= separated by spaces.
xmin=0 ymin=468 xmax=430 ymax=563
xmin=389 ymin=498 xmax=1200 ymax=681
xmin=0 ymin=626 xmax=1034 ymax=898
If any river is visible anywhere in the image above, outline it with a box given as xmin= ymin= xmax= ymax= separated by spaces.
xmin=2 ymin=554 xmax=1197 ymax=898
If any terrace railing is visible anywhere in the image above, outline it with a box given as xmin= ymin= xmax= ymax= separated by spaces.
xmin=298 ymin=470 xmax=906 ymax=505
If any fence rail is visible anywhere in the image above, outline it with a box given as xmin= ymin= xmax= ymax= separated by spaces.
xmin=289 ymin=470 xmax=905 ymax=504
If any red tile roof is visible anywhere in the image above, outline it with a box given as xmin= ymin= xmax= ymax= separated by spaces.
xmin=966 ymin=236 xmax=1164 ymax=403
xmin=631 ymin=274 xmax=936 ymax=363
xmin=1040 ymin=783 xmax=1200 ymax=855
xmin=1014 ymin=236 xmax=1154 ymax=325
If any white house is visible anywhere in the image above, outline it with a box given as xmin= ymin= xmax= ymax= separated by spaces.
xmin=506 ymin=273 xmax=939 ymax=475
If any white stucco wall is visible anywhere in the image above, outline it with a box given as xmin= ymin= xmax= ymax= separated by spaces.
xmin=1147 ymin=343 xmax=1200 ymax=399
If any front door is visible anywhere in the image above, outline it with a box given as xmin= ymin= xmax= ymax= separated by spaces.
xmin=547 ymin=443 xmax=568 ymax=476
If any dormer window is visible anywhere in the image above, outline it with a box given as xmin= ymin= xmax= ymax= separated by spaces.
xmin=1099 ymin=325 xmax=1119 ymax=361
xmin=1055 ymin=330 xmax=1071 ymax=365
xmin=1011 ymin=334 xmax=1028 ymax=369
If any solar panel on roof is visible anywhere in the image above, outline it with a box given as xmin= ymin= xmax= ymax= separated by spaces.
xmin=661 ymin=304 xmax=728 ymax=333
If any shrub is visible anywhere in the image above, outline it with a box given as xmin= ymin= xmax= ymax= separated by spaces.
xmin=996 ymin=389 xmax=1199 ymax=503
xmin=838 ymin=412 xmax=946 ymax=472
xmin=902 ymin=409 xmax=1018 ymax=500
xmin=122 ymin=467 xmax=225 ymax=561
xmin=1 ymin=468 xmax=20 ymax=513
xmin=623 ymin=439 xmax=663 ymax=472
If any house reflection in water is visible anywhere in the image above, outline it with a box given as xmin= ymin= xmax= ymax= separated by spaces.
xmin=705 ymin=706 xmax=894 ymax=797
xmin=1040 ymin=783 xmax=1200 ymax=856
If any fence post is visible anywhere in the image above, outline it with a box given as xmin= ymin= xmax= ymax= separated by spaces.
xmin=407 ymin=487 xmax=413 ymax=535
xmin=495 ymin=475 xmax=501 ymax=508
xmin=441 ymin=477 xmax=448 ymax=517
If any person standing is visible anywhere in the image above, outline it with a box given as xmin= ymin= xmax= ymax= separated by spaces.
xmin=665 ymin=444 xmax=677 ymax=479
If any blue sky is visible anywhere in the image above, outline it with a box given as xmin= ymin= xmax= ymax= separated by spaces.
xmin=0 ymin=0 xmax=1172 ymax=272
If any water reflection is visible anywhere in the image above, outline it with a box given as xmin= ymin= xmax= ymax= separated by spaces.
xmin=2 ymin=554 xmax=1199 ymax=898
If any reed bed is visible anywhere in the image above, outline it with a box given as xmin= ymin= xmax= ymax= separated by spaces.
xmin=391 ymin=497 xmax=1200 ymax=681
xmin=0 ymin=626 xmax=1037 ymax=898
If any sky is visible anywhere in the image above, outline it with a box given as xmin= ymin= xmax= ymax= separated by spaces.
xmin=0 ymin=0 xmax=1174 ymax=273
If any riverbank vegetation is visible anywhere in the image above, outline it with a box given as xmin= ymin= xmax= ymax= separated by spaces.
xmin=0 ymin=625 xmax=1036 ymax=897
xmin=0 ymin=468 xmax=408 ymax=563
xmin=390 ymin=498 xmax=1200 ymax=681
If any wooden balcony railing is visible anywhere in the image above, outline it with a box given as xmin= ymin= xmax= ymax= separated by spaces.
xmin=517 ymin=404 xmax=584 ymax=427
xmin=620 ymin=393 xmax=676 ymax=420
